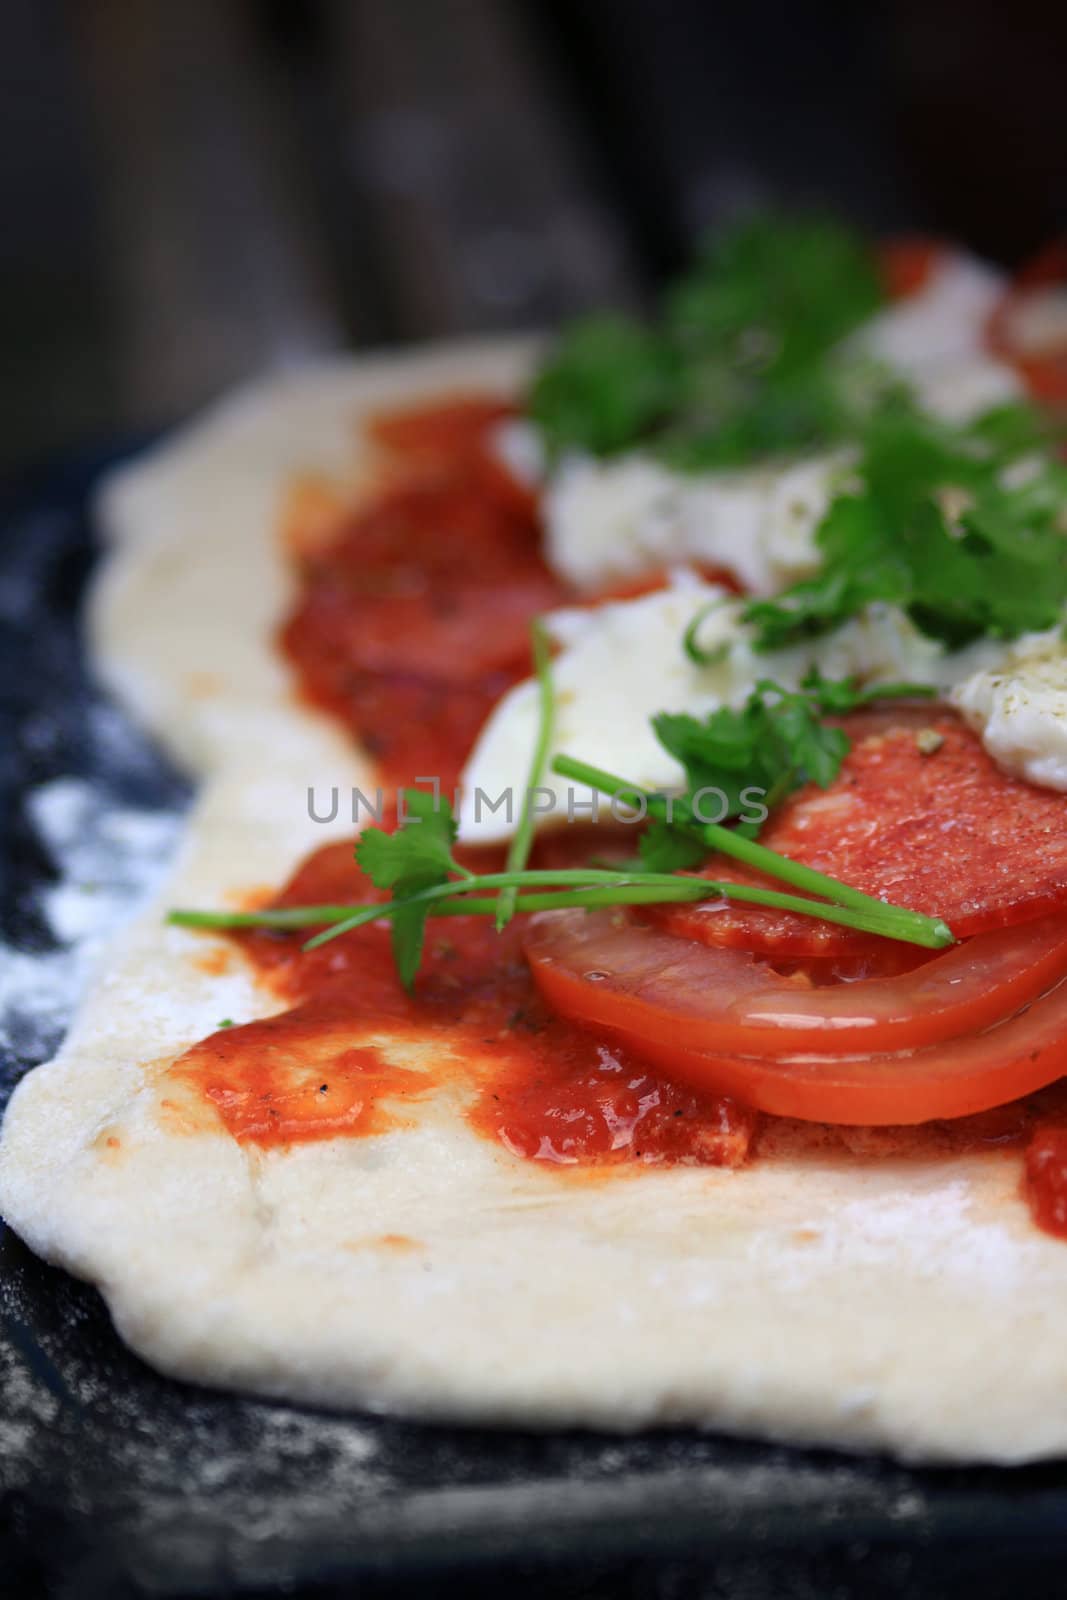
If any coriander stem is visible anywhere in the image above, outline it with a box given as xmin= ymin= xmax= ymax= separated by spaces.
xmin=302 ymin=871 xmax=951 ymax=951
xmin=168 ymin=905 xmax=359 ymax=930
xmin=497 ymin=617 xmax=555 ymax=931
xmin=423 ymin=888 xmax=948 ymax=941
xmin=168 ymin=869 xmax=682 ymax=929
xmin=551 ymin=752 xmax=952 ymax=945
xmin=401 ymin=885 xmax=718 ymax=917
xmin=168 ymin=871 xmax=696 ymax=937
xmin=170 ymin=851 xmax=953 ymax=953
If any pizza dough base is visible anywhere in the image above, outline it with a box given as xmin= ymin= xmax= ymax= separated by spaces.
xmin=2 ymin=338 xmax=1067 ymax=1464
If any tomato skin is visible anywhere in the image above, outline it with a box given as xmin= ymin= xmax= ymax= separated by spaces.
xmin=574 ymin=977 xmax=1067 ymax=1128
xmin=525 ymin=909 xmax=1067 ymax=1126
xmin=526 ymin=909 xmax=1067 ymax=1059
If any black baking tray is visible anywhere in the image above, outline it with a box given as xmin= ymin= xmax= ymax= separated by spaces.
xmin=3 ymin=442 xmax=1067 ymax=1600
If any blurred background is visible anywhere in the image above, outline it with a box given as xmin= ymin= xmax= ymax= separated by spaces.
xmin=2 ymin=0 xmax=1065 ymax=475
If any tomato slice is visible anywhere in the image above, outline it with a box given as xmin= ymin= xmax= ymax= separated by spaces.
xmin=526 ymin=908 xmax=1067 ymax=1059
xmin=525 ymin=909 xmax=1067 ymax=1124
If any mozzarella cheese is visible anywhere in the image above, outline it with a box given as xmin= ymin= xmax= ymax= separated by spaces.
xmin=457 ymin=576 xmax=1009 ymax=844
xmin=541 ymin=450 xmax=845 ymax=597
xmin=534 ymin=254 xmax=1020 ymax=598
xmin=951 ymin=634 xmax=1067 ymax=791
xmin=853 ymin=254 xmax=1021 ymax=422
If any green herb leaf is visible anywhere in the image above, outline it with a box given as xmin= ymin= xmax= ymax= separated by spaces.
xmin=355 ymin=788 xmax=463 ymax=991
xmin=529 ymin=214 xmax=886 ymax=471
xmin=637 ymin=819 xmax=708 ymax=874
xmin=645 ymin=669 xmax=935 ymax=858
xmin=651 ymin=679 xmax=847 ymax=842
xmin=355 ymin=788 xmax=460 ymax=889
xmin=745 ymin=397 xmax=1067 ymax=651
xmin=798 ymin=665 xmax=937 ymax=712
xmin=528 ymin=314 xmax=678 ymax=460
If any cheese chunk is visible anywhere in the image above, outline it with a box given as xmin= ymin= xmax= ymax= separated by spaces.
xmin=952 ymin=635 xmax=1067 ymax=792
xmin=542 ymin=451 xmax=844 ymax=597
xmin=854 ymin=253 xmax=1021 ymax=424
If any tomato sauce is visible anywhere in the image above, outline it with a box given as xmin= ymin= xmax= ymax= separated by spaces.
xmin=175 ymin=396 xmax=1067 ymax=1241
xmin=181 ymin=1016 xmax=432 ymax=1146
xmin=178 ymin=832 xmax=757 ymax=1170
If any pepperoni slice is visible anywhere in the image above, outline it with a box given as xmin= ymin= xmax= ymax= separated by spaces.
xmin=281 ymin=423 xmax=567 ymax=792
xmin=368 ymin=396 xmax=517 ymax=460
xmin=653 ymin=709 xmax=1067 ymax=957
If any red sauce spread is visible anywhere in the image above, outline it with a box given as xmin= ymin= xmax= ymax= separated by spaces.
xmin=181 ymin=1019 xmax=431 ymax=1146
xmin=178 ymin=829 xmax=756 ymax=1169
xmin=173 ymin=396 xmax=1067 ymax=1242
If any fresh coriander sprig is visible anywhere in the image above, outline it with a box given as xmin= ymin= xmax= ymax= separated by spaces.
xmin=168 ymin=774 xmax=953 ymax=971
xmin=168 ymin=856 xmax=951 ymax=956
xmin=529 ymin=213 xmax=886 ymax=470
xmin=744 ymin=398 xmax=1067 ymax=651
xmin=496 ymin=618 xmax=555 ymax=931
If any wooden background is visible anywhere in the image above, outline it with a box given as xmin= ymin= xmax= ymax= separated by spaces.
xmin=1 ymin=0 xmax=1064 ymax=473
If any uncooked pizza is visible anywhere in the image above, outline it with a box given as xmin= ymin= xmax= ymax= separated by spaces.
xmin=4 ymin=218 xmax=1067 ymax=1462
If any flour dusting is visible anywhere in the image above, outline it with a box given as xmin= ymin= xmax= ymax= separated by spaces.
xmin=1 ymin=776 xmax=183 ymax=1080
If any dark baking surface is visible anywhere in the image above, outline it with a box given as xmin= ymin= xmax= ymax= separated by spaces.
xmin=3 ymin=446 xmax=1067 ymax=1600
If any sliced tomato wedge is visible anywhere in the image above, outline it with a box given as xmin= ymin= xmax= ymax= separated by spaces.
xmin=525 ymin=909 xmax=1067 ymax=1124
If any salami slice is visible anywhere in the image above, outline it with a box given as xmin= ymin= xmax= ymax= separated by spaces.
xmin=653 ymin=708 xmax=1067 ymax=957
